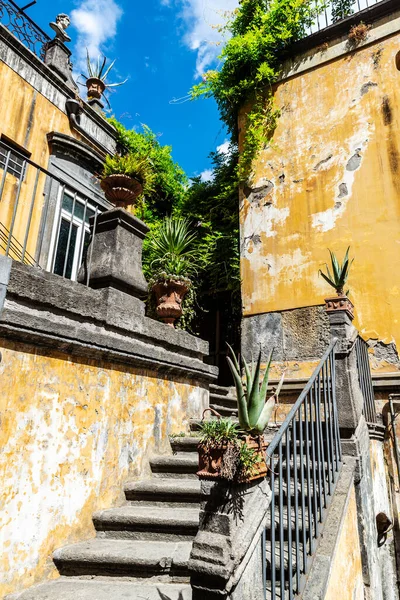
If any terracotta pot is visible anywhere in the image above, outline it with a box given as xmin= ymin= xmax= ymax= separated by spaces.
xmin=100 ymin=174 xmax=143 ymax=207
xmin=197 ymin=443 xmax=228 ymax=479
xmin=152 ymin=279 xmax=189 ymax=328
xmin=86 ymin=77 xmax=106 ymax=100
xmin=325 ymin=294 xmax=354 ymax=321
xmin=196 ymin=436 xmax=268 ymax=483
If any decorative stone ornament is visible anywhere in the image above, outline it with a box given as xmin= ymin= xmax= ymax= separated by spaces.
xmin=100 ymin=174 xmax=143 ymax=207
xmin=325 ymin=294 xmax=354 ymax=321
xmin=152 ymin=279 xmax=189 ymax=327
xmin=86 ymin=77 xmax=106 ymax=100
xmin=50 ymin=13 xmax=71 ymax=43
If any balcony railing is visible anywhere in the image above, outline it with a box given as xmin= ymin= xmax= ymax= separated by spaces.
xmin=306 ymin=0 xmax=386 ymax=36
xmin=0 ymin=0 xmax=50 ymax=59
xmin=0 ymin=141 xmax=113 ymax=285
xmin=355 ymin=335 xmax=377 ymax=424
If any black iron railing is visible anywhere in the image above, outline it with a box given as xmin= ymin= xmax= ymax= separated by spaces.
xmin=0 ymin=141 xmax=112 ymax=284
xmin=355 ymin=335 xmax=377 ymax=424
xmin=263 ymin=339 xmax=342 ymax=599
xmin=0 ymin=0 xmax=50 ymax=59
xmin=306 ymin=0 xmax=385 ymax=36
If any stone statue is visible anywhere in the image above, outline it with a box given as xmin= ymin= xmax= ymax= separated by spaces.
xmin=50 ymin=13 xmax=71 ymax=43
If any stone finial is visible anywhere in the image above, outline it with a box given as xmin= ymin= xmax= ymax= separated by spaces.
xmin=50 ymin=13 xmax=71 ymax=43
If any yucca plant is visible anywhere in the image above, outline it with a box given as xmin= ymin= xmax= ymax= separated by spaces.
xmin=319 ymin=247 xmax=353 ymax=296
xmin=83 ymin=49 xmax=127 ymax=87
xmin=226 ymin=344 xmax=285 ymax=435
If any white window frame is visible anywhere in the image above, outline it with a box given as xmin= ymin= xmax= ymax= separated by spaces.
xmin=47 ymin=188 xmax=98 ymax=281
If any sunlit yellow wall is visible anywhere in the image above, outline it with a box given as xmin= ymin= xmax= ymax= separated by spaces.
xmin=324 ymin=486 xmax=364 ymax=600
xmin=0 ymin=61 xmax=80 ymax=259
xmin=0 ymin=338 xmax=207 ymax=598
xmin=241 ymin=33 xmax=400 ymax=350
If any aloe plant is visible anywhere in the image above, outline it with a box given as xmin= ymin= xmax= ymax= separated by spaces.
xmin=319 ymin=247 xmax=353 ymax=295
xmin=226 ymin=344 xmax=285 ymax=435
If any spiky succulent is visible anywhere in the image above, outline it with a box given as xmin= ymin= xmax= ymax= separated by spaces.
xmin=319 ymin=247 xmax=354 ymax=295
xmin=226 ymin=344 xmax=284 ymax=435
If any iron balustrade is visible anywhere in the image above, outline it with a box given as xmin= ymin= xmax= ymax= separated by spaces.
xmin=355 ymin=335 xmax=377 ymax=424
xmin=306 ymin=0 xmax=385 ymax=36
xmin=263 ymin=339 xmax=342 ymax=599
xmin=0 ymin=141 xmax=112 ymax=284
xmin=0 ymin=0 xmax=50 ymax=60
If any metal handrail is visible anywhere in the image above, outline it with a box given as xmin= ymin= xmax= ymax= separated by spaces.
xmin=266 ymin=339 xmax=338 ymax=457
xmin=263 ymin=338 xmax=342 ymax=599
xmin=0 ymin=0 xmax=50 ymax=59
xmin=355 ymin=335 xmax=377 ymax=424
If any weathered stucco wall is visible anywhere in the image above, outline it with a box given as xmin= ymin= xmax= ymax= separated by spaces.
xmin=240 ymin=20 xmax=400 ymax=367
xmin=0 ymin=338 xmax=207 ymax=598
xmin=324 ymin=485 xmax=365 ymax=600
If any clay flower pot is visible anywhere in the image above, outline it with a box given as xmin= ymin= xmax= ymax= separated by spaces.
xmin=325 ymin=294 xmax=354 ymax=321
xmin=100 ymin=174 xmax=143 ymax=207
xmin=197 ymin=443 xmax=229 ymax=480
xmin=152 ymin=279 xmax=189 ymax=328
xmin=241 ymin=435 xmax=268 ymax=482
xmin=86 ymin=77 xmax=106 ymax=100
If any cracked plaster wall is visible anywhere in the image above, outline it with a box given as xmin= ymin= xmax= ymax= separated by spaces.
xmin=0 ymin=338 xmax=207 ymax=598
xmin=240 ymin=31 xmax=400 ymax=370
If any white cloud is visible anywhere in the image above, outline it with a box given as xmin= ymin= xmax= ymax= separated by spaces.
xmin=165 ymin=0 xmax=239 ymax=78
xmin=217 ymin=139 xmax=230 ymax=155
xmin=200 ymin=169 xmax=214 ymax=182
xmin=71 ymin=0 xmax=123 ymax=73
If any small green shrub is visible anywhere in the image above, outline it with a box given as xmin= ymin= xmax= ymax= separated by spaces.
xmin=198 ymin=417 xmax=240 ymax=446
xmin=102 ymin=154 xmax=156 ymax=196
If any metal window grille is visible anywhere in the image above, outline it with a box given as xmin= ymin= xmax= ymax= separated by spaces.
xmin=0 ymin=142 xmax=26 ymax=179
xmin=355 ymin=336 xmax=377 ymax=424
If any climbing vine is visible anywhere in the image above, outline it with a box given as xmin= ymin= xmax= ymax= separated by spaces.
xmin=191 ymin=0 xmax=326 ymax=182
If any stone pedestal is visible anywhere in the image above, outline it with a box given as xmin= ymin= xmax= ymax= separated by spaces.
xmin=78 ymin=208 xmax=149 ymax=313
xmin=189 ymin=478 xmax=271 ymax=599
xmin=44 ymin=38 xmax=78 ymax=92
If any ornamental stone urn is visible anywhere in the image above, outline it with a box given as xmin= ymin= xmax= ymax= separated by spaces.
xmin=100 ymin=174 xmax=143 ymax=207
xmin=152 ymin=279 xmax=189 ymax=327
xmin=86 ymin=77 xmax=105 ymax=100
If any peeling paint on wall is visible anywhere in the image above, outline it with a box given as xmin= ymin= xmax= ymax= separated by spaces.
xmin=0 ymin=338 xmax=207 ymax=598
xmin=240 ymin=32 xmax=400 ymax=357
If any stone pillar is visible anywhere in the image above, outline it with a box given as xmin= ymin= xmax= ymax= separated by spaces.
xmin=78 ymin=208 xmax=149 ymax=315
xmin=327 ymin=300 xmax=364 ymax=439
xmin=189 ymin=478 xmax=271 ymax=600
xmin=44 ymin=38 xmax=78 ymax=93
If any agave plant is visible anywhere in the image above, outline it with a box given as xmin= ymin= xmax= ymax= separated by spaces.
xmin=226 ymin=344 xmax=285 ymax=435
xmin=319 ymin=247 xmax=353 ymax=296
xmin=82 ymin=50 xmax=127 ymax=106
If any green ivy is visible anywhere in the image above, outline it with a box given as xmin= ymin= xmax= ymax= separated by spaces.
xmin=191 ymin=0 xmax=326 ymax=182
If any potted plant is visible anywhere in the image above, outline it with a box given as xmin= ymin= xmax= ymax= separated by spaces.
xmin=146 ymin=217 xmax=200 ymax=328
xmin=197 ymin=347 xmax=285 ymax=483
xmin=82 ymin=50 xmax=127 ymax=105
xmin=319 ymin=247 xmax=354 ymax=319
xmin=100 ymin=153 xmax=155 ymax=208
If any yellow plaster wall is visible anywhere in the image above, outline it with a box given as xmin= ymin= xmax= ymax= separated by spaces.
xmin=0 ymin=62 xmax=81 ymax=259
xmin=324 ymin=486 xmax=365 ymax=600
xmin=241 ymin=33 xmax=400 ymax=350
xmin=0 ymin=338 xmax=208 ymax=598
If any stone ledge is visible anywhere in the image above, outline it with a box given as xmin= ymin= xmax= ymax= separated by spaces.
xmin=1 ymin=262 xmax=217 ymax=382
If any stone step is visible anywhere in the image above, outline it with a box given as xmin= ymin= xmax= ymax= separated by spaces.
xmin=170 ymin=436 xmax=200 ymax=453
xmin=9 ymin=578 xmax=191 ymax=600
xmin=150 ymin=454 xmax=198 ymax=479
xmin=53 ymin=539 xmax=192 ymax=579
xmin=124 ymin=478 xmax=201 ymax=506
xmin=93 ymin=505 xmax=199 ymax=541
xmin=208 ymin=403 xmax=238 ymax=417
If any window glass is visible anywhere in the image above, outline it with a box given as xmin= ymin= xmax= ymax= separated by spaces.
xmin=53 ymin=218 xmax=78 ymax=279
xmin=0 ymin=142 xmax=26 ymax=179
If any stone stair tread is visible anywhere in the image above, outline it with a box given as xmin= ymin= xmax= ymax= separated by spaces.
xmin=94 ymin=504 xmax=200 ymax=527
xmin=125 ymin=478 xmax=200 ymax=494
xmin=151 ymin=454 xmax=198 ymax=467
xmin=54 ymin=538 xmax=192 ymax=570
xmin=10 ymin=578 xmax=191 ymax=599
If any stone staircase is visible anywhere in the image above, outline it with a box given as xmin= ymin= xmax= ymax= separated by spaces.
xmin=11 ymin=437 xmax=200 ymax=600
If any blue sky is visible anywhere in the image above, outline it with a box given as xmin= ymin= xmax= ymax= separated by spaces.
xmin=27 ymin=0 xmax=238 ymax=179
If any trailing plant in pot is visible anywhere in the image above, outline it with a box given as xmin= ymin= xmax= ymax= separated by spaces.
xmin=197 ymin=346 xmax=285 ymax=483
xmin=146 ymin=217 xmax=203 ymax=328
xmin=100 ymin=153 xmax=155 ymax=208
xmin=82 ymin=50 xmax=127 ymax=105
xmin=319 ymin=247 xmax=355 ymax=319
